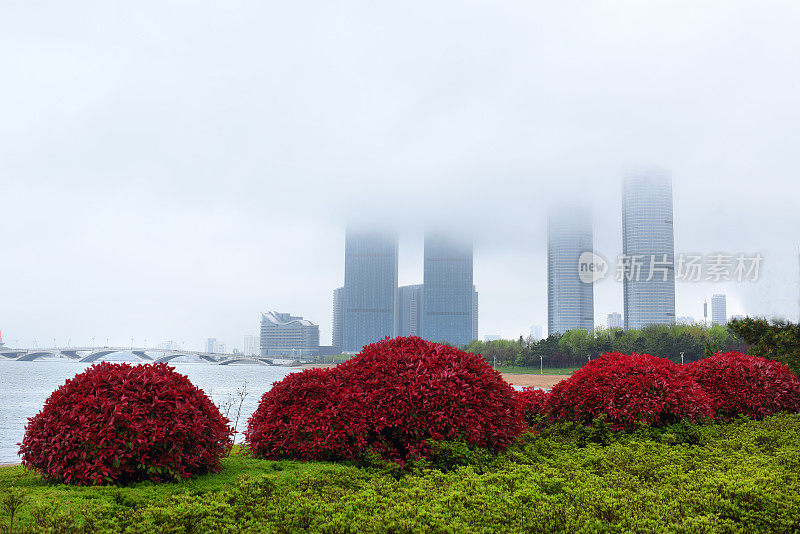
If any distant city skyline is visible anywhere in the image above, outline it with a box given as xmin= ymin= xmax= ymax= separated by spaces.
xmin=3 ymin=3 xmax=799 ymax=351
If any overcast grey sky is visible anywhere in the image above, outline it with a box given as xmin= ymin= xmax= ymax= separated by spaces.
xmin=2 ymin=1 xmax=799 ymax=350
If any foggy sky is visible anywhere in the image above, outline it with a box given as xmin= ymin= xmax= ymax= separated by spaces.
xmin=2 ymin=1 xmax=799 ymax=350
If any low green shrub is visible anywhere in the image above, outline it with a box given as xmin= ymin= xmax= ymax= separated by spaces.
xmin=2 ymin=414 xmax=799 ymax=533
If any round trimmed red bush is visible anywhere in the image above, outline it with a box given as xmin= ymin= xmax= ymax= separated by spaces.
xmin=547 ymin=352 xmax=714 ymax=431
xmin=246 ymin=337 xmax=525 ymax=464
xmin=686 ymin=351 xmax=800 ymax=420
xmin=244 ymin=366 xmax=367 ymax=461
xmin=19 ymin=362 xmax=233 ymax=485
xmin=516 ymin=387 xmax=550 ymax=426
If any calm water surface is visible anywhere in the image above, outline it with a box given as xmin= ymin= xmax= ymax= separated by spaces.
xmin=0 ymin=359 xmax=296 ymax=464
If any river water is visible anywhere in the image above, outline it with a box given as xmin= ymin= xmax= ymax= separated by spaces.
xmin=0 ymin=359 xmax=296 ymax=464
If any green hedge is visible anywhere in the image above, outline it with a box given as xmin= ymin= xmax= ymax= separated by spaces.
xmin=3 ymin=415 xmax=800 ymax=533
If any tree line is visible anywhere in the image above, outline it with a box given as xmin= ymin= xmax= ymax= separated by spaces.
xmin=461 ymin=322 xmax=750 ymax=368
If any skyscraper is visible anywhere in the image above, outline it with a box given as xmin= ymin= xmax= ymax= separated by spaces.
xmin=422 ymin=234 xmax=475 ymax=346
xmin=332 ymin=286 xmax=344 ymax=349
xmin=472 ymin=286 xmax=479 ymax=341
xmin=711 ymin=294 xmax=727 ymax=325
xmin=622 ymin=170 xmax=676 ymax=329
xmin=398 ymin=284 xmax=424 ymax=337
xmin=341 ymin=229 xmax=398 ymax=352
xmin=607 ymin=312 xmax=623 ymax=329
xmin=547 ymin=208 xmax=594 ymax=335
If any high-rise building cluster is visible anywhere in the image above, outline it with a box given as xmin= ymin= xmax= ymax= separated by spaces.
xmin=250 ymin=169 xmax=728 ymax=357
xmin=547 ymin=169 xmax=678 ymax=335
xmin=332 ymin=230 xmax=478 ymax=353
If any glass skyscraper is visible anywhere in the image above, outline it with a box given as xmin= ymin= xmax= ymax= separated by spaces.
xmin=547 ymin=208 xmax=594 ymax=335
xmin=397 ymin=284 xmax=424 ymax=337
xmin=341 ymin=229 xmax=398 ymax=352
xmin=622 ymin=170 xmax=676 ymax=329
xmin=422 ymin=234 xmax=475 ymax=346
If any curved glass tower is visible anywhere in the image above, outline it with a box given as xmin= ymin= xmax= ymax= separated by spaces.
xmin=547 ymin=207 xmax=594 ymax=335
xmin=622 ymin=170 xmax=676 ymax=329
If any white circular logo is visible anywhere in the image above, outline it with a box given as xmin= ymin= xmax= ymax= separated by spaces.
xmin=578 ymin=251 xmax=609 ymax=284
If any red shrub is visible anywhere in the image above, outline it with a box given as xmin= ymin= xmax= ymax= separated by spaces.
xmin=547 ymin=352 xmax=714 ymax=430
xmin=686 ymin=351 xmax=800 ymax=420
xmin=246 ymin=337 xmax=525 ymax=464
xmin=19 ymin=362 xmax=233 ymax=485
xmin=244 ymin=367 xmax=368 ymax=461
xmin=516 ymin=388 xmax=550 ymax=426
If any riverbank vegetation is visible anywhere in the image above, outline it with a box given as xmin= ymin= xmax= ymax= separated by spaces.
xmin=463 ymin=323 xmax=748 ymax=369
xmin=2 ymin=415 xmax=800 ymax=533
xmin=4 ymin=333 xmax=799 ymax=532
xmin=462 ymin=318 xmax=800 ymax=374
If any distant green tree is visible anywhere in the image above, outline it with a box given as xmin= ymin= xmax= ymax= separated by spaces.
xmin=728 ymin=317 xmax=800 ymax=375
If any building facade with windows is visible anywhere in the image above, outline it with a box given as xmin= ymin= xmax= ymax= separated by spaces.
xmin=260 ymin=311 xmax=320 ymax=356
xmin=711 ymin=294 xmax=727 ymax=325
xmin=422 ymin=234 xmax=475 ymax=346
xmin=332 ymin=286 xmax=344 ymax=350
xmin=398 ymin=284 xmax=424 ymax=337
xmin=341 ymin=229 xmax=398 ymax=352
xmin=206 ymin=338 xmax=225 ymax=354
xmin=472 ymin=286 xmax=479 ymax=341
xmin=607 ymin=312 xmax=623 ymax=329
xmin=547 ymin=208 xmax=594 ymax=335
xmin=622 ymin=170 xmax=676 ymax=329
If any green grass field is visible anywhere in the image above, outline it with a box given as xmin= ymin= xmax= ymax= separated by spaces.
xmin=494 ymin=365 xmax=579 ymax=375
xmin=3 ymin=415 xmax=800 ymax=533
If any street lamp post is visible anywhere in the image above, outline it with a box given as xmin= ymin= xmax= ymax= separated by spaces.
xmin=540 ymin=354 xmax=543 ymax=375
xmin=680 ymin=351 xmax=685 ymax=365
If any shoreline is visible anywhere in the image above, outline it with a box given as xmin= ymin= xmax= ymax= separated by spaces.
xmin=294 ymin=363 xmax=568 ymax=389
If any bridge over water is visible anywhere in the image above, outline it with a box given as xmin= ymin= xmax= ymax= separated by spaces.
xmin=0 ymin=347 xmax=275 ymax=366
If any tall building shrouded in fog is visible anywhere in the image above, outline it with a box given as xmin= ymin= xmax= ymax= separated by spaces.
xmin=422 ymin=234 xmax=475 ymax=346
xmin=547 ymin=208 xmax=594 ymax=335
xmin=341 ymin=229 xmax=398 ymax=352
xmin=711 ymin=294 xmax=727 ymax=325
xmin=622 ymin=170 xmax=676 ymax=329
